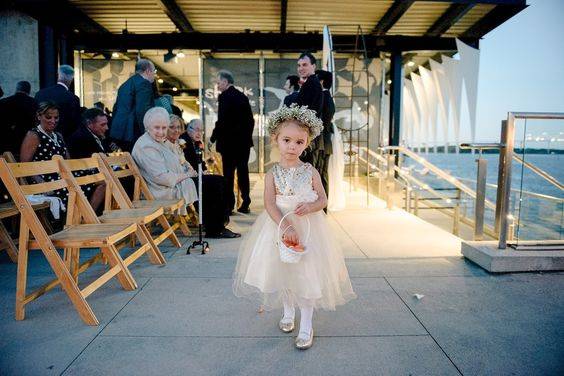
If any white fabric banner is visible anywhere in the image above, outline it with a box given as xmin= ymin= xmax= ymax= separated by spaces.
xmin=327 ymin=124 xmax=346 ymax=211
xmin=456 ymin=38 xmax=480 ymax=142
xmin=401 ymin=85 xmax=410 ymax=144
xmin=429 ymin=59 xmax=450 ymax=151
xmin=405 ymin=79 xmax=421 ymax=147
xmin=322 ymin=25 xmax=336 ymax=96
xmin=403 ymin=85 xmax=418 ymax=147
xmin=322 ymin=26 xmax=334 ymax=71
xmin=323 ymin=25 xmax=346 ymax=211
xmin=441 ymin=55 xmax=463 ymax=149
xmin=410 ymin=72 xmax=428 ymax=150
xmin=419 ymin=66 xmax=438 ymax=151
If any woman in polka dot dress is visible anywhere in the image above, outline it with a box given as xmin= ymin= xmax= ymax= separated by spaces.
xmin=19 ymin=101 xmax=98 ymax=214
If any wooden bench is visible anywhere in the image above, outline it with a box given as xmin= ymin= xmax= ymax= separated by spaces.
xmin=0 ymin=156 xmax=162 ymax=325
xmin=98 ymin=152 xmax=194 ymax=240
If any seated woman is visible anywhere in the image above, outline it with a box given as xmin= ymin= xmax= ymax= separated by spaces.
xmin=19 ymin=101 xmax=105 ymax=213
xmin=165 ymin=114 xmax=239 ymax=239
xmin=131 ymin=107 xmax=197 ymax=218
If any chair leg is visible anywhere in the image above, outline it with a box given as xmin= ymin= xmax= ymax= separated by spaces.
xmin=37 ymin=210 xmax=54 ymax=234
xmin=0 ymin=221 xmax=18 ymax=263
xmin=157 ymin=214 xmax=182 ymax=247
xmin=137 ymin=225 xmax=166 ymax=265
xmin=41 ymin=246 xmax=99 ymax=325
xmin=71 ymin=248 xmax=80 ymax=283
xmin=15 ymin=223 xmax=29 ymax=321
xmin=101 ymin=245 xmax=137 ymax=290
xmin=64 ymin=248 xmax=72 ymax=269
xmin=179 ymin=216 xmax=191 ymax=236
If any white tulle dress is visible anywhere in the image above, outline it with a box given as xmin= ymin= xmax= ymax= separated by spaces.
xmin=233 ymin=162 xmax=356 ymax=311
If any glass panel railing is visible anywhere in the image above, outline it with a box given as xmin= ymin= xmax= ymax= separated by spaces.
xmin=510 ymin=118 xmax=564 ymax=248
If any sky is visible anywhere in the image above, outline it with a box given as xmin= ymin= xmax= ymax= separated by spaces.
xmin=472 ymin=0 xmax=564 ymax=142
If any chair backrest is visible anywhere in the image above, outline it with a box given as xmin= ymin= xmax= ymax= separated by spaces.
xmin=99 ymin=152 xmax=156 ymax=202
xmin=0 ymin=156 xmax=97 ymax=247
xmin=60 ymin=155 xmax=133 ymax=213
xmin=2 ymin=151 xmax=17 ymax=163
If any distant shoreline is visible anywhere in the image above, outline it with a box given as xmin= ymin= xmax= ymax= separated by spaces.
xmin=409 ymin=146 xmax=564 ymax=154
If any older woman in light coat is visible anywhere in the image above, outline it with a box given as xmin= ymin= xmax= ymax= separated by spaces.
xmin=131 ymin=107 xmax=197 ymax=215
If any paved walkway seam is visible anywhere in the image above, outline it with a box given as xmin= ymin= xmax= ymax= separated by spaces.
xmin=60 ymin=278 xmax=153 ymax=376
xmin=383 ymin=277 xmax=464 ymax=376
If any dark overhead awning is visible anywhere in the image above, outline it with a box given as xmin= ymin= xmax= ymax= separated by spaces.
xmin=12 ymin=0 xmax=527 ymax=53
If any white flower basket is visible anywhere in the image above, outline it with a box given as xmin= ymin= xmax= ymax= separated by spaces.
xmin=277 ymin=211 xmax=310 ymax=264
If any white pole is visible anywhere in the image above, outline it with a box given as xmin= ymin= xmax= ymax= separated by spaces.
xmin=198 ymin=162 xmax=203 ymax=225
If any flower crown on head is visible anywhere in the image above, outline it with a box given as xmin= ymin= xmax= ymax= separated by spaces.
xmin=267 ymin=104 xmax=323 ymax=139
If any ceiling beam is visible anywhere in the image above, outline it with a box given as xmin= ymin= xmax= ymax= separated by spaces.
xmin=425 ymin=3 xmax=475 ymax=37
xmin=461 ymin=4 xmax=527 ymax=38
xmin=419 ymin=0 xmax=524 ymax=5
xmin=72 ymin=32 xmax=469 ymax=54
xmin=157 ymin=0 xmax=194 ymax=32
xmin=13 ymin=0 xmax=109 ymax=34
xmin=372 ymin=0 xmax=415 ymax=35
xmin=280 ymin=0 xmax=288 ymax=33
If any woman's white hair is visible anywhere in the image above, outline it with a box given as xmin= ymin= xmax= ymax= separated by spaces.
xmin=143 ymin=106 xmax=170 ymax=131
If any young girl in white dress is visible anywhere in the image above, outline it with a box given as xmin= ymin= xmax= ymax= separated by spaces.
xmin=233 ymin=104 xmax=356 ymax=350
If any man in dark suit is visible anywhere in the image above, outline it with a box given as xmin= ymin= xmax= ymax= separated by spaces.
xmin=68 ymin=107 xmax=117 ymax=158
xmin=288 ymin=52 xmax=324 ymax=164
xmin=110 ymin=59 xmax=156 ymax=151
xmin=295 ymin=52 xmax=323 ymax=117
xmin=67 ymin=108 xmax=118 ymax=213
xmin=210 ymin=70 xmax=255 ymax=214
xmin=0 ymin=81 xmax=38 ymax=157
xmin=315 ymin=70 xmax=336 ymax=198
xmin=35 ymin=65 xmax=81 ymax=141
xmin=283 ymin=75 xmax=300 ymax=107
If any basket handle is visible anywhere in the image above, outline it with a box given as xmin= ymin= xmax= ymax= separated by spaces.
xmin=277 ymin=210 xmax=311 ymax=245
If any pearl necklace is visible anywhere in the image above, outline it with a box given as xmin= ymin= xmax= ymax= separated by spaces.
xmin=38 ymin=125 xmax=61 ymax=147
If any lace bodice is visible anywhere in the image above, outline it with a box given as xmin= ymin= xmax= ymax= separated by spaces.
xmin=272 ymin=163 xmax=318 ymax=201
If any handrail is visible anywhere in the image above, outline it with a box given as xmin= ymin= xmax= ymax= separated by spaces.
xmin=356 ymin=145 xmax=503 ymax=239
xmin=511 ymin=112 xmax=564 ymax=119
xmin=460 ymin=143 xmax=503 ymax=150
xmin=457 ymin=177 xmax=563 ymax=202
xmin=380 ymin=146 xmax=496 ymax=211
xmin=460 ymin=142 xmax=563 ymax=192
xmin=512 ymin=154 xmax=563 ymax=191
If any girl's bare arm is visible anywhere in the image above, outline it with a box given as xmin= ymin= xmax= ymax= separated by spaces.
xmin=294 ymin=168 xmax=328 ymax=216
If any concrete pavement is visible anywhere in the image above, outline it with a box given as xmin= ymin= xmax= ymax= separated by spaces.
xmin=0 ymin=176 xmax=562 ymax=375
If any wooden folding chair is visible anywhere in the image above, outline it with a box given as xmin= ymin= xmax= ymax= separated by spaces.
xmin=59 ymin=155 xmax=172 ymax=260
xmin=0 ymin=152 xmax=53 ymax=262
xmin=0 ymin=202 xmax=24 ymax=262
xmin=0 ymin=156 xmax=160 ymax=325
xmin=98 ymin=152 xmax=193 ymax=240
xmin=0 ymin=201 xmax=49 ymax=263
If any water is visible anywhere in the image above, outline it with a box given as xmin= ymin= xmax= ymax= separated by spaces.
xmin=419 ymin=153 xmax=563 ymax=197
xmin=402 ymin=152 xmax=563 ymax=241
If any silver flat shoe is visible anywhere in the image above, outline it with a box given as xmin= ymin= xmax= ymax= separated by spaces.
xmin=295 ymin=329 xmax=314 ymax=350
xmin=279 ymin=318 xmax=295 ymax=333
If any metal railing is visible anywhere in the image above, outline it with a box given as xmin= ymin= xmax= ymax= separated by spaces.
xmin=358 ymin=145 xmax=497 ymax=239
xmin=459 ymin=143 xmax=502 ymax=240
xmin=352 ymin=116 xmax=563 ymax=246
